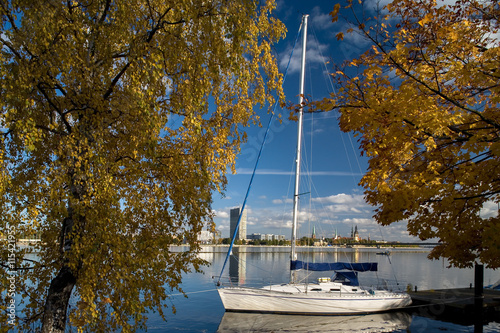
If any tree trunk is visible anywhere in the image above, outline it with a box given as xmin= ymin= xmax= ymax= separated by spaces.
xmin=41 ymin=151 xmax=86 ymax=332
xmin=41 ymin=265 xmax=77 ymax=333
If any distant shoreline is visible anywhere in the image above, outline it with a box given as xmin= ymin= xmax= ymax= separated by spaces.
xmin=184 ymin=244 xmax=436 ymax=253
xmin=8 ymin=241 xmax=436 ymax=253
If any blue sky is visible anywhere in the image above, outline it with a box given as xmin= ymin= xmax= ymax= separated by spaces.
xmin=211 ymin=0 xmax=420 ymax=242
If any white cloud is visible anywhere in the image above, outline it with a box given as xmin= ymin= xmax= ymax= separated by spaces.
xmin=279 ymin=37 xmax=330 ymax=74
xmin=313 ymin=193 xmax=366 ymax=205
xmin=342 ymin=217 xmax=374 ymax=226
xmin=310 ymin=6 xmax=335 ymax=31
xmin=218 ymin=225 xmax=229 ymax=231
xmin=364 ymin=0 xmax=393 ymax=13
xmin=324 ymin=204 xmax=351 ymax=213
xmin=337 ymin=23 xmax=370 ymax=50
xmin=275 ymin=0 xmax=294 ymax=21
xmin=272 ymin=198 xmax=293 ymax=205
xmin=213 ymin=210 xmax=229 ymax=219
xmin=480 ymin=200 xmax=499 ymax=219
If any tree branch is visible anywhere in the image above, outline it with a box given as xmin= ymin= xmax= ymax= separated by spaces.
xmin=454 ymin=189 xmax=500 ymax=201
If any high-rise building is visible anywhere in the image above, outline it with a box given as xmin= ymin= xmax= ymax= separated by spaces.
xmin=229 ymin=207 xmax=247 ymax=240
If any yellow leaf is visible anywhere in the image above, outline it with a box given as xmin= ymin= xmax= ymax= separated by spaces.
xmin=418 ymin=13 xmax=433 ymax=27
xmin=330 ymin=4 xmax=341 ymax=23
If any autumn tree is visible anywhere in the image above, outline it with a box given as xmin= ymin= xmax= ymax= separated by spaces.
xmin=320 ymin=0 xmax=499 ymax=268
xmin=0 ymin=0 xmax=284 ymax=332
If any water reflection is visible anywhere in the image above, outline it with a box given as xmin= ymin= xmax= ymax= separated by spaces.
xmin=223 ymin=247 xmax=405 ymax=289
xmin=229 ymin=248 xmax=247 ymax=285
xmin=147 ymin=247 xmax=500 ymax=332
xmin=217 ymin=311 xmax=412 ymax=332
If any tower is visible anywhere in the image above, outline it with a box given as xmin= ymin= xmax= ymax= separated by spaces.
xmin=230 ymin=207 xmax=247 ymax=240
xmin=333 ymin=228 xmax=339 ymax=240
xmin=353 ymin=225 xmax=360 ymax=242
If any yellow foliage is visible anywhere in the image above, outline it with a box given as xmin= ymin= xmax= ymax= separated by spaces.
xmin=0 ymin=0 xmax=285 ymax=331
xmin=318 ymin=0 xmax=500 ymax=269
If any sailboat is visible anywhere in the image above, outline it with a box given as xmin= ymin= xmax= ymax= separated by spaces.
xmin=216 ymin=14 xmax=412 ymax=315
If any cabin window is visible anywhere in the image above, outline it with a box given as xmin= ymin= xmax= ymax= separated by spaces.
xmin=352 ymin=288 xmax=358 ymax=291
xmin=330 ymin=288 xmax=341 ymax=292
xmin=310 ymin=288 xmax=322 ymax=291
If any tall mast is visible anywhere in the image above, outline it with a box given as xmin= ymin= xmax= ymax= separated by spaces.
xmin=291 ymin=14 xmax=308 ymax=270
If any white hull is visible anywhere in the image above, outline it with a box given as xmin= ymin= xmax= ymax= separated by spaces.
xmin=218 ymin=282 xmax=411 ymax=315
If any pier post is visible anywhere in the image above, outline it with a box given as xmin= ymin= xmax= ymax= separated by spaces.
xmin=474 ymin=263 xmax=484 ymax=333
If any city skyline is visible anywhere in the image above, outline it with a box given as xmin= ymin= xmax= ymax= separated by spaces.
xmin=221 ymin=205 xmax=376 ymax=242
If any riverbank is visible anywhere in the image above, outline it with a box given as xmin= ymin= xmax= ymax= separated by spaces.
xmin=169 ymin=244 xmax=435 ymax=253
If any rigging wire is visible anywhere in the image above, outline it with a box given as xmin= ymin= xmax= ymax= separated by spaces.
xmin=386 ymin=253 xmax=401 ymax=288
xmin=292 ymin=27 xmax=391 ymax=294
xmin=216 ymin=19 xmax=304 ymax=285
xmin=308 ymin=25 xmax=403 ymax=289
xmin=310 ymin=25 xmax=363 ymax=185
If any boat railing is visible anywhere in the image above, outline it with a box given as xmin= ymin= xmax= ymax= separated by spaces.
xmin=365 ymin=279 xmax=408 ymax=293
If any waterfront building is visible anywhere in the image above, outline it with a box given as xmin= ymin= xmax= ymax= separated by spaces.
xmin=230 ymin=207 xmax=247 ymax=240
xmin=272 ymin=234 xmax=286 ymax=241
xmin=264 ymin=234 xmax=274 ymax=241
xmin=247 ymin=233 xmax=261 ymax=240
xmin=247 ymin=233 xmax=286 ymax=242
xmin=198 ymin=230 xmax=213 ymax=244
xmin=195 ymin=229 xmax=221 ymax=244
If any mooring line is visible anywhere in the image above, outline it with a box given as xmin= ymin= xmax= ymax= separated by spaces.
xmin=169 ymin=288 xmax=218 ymax=297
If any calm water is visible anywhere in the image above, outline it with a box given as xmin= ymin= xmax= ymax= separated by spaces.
xmin=139 ymin=246 xmax=500 ymax=333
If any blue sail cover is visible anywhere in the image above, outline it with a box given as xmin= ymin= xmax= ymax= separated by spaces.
xmin=290 ymin=260 xmax=378 ymax=272
xmin=334 ymin=271 xmax=359 ymax=286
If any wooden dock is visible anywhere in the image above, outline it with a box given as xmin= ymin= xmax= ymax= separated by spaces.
xmin=408 ymin=288 xmax=500 ymax=325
